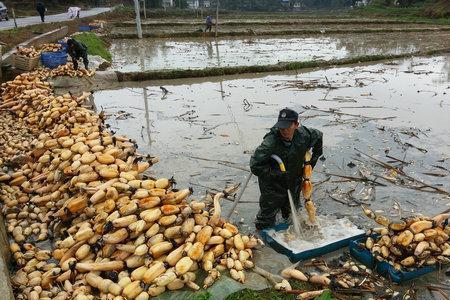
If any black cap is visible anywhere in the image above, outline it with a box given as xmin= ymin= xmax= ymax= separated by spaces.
xmin=274 ymin=108 xmax=298 ymax=129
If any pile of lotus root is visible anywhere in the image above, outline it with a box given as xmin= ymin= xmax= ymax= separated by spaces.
xmin=15 ymin=46 xmax=40 ymax=58
xmin=39 ymin=43 xmax=63 ymax=53
xmin=0 ymin=68 xmax=260 ymax=300
xmin=34 ymin=63 xmax=95 ymax=78
xmin=361 ymin=205 xmax=450 ymax=271
xmin=0 ymin=62 xmax=404 ymax=300
xmin=15 ymin=44 xmax=62 ymax=58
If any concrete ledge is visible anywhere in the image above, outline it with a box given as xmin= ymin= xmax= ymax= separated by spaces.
xmin=0 ymin=214 xmax=14 ymax=300
xmin=2 ymin=26 xmax=69 ymax=65
xmin=50 ymin=70 xmax=119 ymax=93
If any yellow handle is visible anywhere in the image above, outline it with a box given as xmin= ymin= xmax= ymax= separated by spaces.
xmin=270 ymin=154 xmax=286 ymax=172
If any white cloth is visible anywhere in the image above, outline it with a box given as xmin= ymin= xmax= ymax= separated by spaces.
xmin=67 ymin=7 xmax=81 ymax=19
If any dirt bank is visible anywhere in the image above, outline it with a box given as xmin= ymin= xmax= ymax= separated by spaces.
xmin=0 ymin=9 xmax=132 ymax=53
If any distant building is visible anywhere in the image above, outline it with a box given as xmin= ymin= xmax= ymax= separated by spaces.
xmin=280 ymin=0 xmax=290 ymax=8
xmin=280 ymin=0 xmax=303 ymax=10
xmin=355 ymin=0 xmax=370 ymax=6
xmin=162 ymin=0 xmax=174 ymax=8
xmin=187 ymin=0 xmax=210 ymax=9
xmin=291 ymin=0 xmax=302 ymax=10
xmin=187 ymin=0 xmax=198 ymax=8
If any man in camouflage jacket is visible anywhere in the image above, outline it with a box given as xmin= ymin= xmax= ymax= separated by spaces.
xmin=250 ymin=108 xmax=323 ymax=230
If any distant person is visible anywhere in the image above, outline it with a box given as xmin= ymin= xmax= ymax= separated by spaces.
xmin=68 ymin=7 xmax=81 ymax=19
xmin=205 ymin=15 xmax=212 ymax=32
xmin=67 ymin=38 xmax=89 ymax=70
xmin=36 ymin=2 xmax=46 ymax=22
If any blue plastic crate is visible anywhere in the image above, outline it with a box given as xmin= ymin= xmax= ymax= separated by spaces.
xmin=349 ymin=236 xmax=438 ymax=283
xmin=79 ymin=25 xmax=91 ymax=32
xmin=40 ymin=51 xmax=68 ymax=69
xmin=57 ymin=40 xmax=68 ymax=53
xmin=259 ymin=223 xmax=365 ymax=262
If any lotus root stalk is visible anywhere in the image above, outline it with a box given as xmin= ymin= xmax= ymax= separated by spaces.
xmin=361 ymin=206 xmax=450 ymax=270
xmin=0 ymin=67 xmax=259 ymax=299
xmin=302 ymin=150 xmax=316 ymax=223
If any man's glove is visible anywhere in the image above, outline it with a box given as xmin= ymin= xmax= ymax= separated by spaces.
xmin=269 ymin=170 xmax=290 ymax=189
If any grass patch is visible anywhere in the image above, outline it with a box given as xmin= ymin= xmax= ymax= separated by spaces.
xmin=225 ymin=283 xmax=335 ymax=300
xmin=0 ymin=9 xmax=132 ymax=53
xmin=395 ymin=15 xmax=450 ymax=25
xmin=189 ymin=291 xmax=212 ymax=300
xmin=73 ymin=32 xmax=112 ymax=61
xmin=353 ymin=1 xmax=450 ymax=24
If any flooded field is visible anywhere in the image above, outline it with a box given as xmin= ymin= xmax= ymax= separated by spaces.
xmin=95 ymin=55 xmax=450 ymax=233
xmin=93 ymin=56 xmax=450 ymax=295
xmin=94 ymin=56 xmax=450 ymax=292
xmin=110 ymin=32 xmax=450 ymax=71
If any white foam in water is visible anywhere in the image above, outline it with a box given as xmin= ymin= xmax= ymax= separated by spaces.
xmin=267 ymin=215 xmax=365 ymax=253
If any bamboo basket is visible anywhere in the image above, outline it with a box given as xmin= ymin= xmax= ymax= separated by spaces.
xmin=12 ymin=54 xmax=40 ymax=71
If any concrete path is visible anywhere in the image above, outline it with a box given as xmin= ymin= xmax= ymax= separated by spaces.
xmin=0 ymin=7 xmax=111 ymax=31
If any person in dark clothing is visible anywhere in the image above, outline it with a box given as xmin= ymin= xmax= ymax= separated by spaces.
xmin=250 ymin=108 xmax=323 ymax=230
xmin=36 ymin=2 xmax=46 ymax=22
xmin=205 ymin=15 xmax=212 ymax=32
xmin=67 ymin=38 xmax=89 ymax=70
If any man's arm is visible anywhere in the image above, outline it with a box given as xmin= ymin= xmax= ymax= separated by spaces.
xmin=308 ymin=128 xmax=323 ymax=168
xmin=250 ymin=136 xmax=278 ymax=179
xmin=68 ymin=48 xmax=76 ymax=58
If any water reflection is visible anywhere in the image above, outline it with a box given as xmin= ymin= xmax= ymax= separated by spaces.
xmin=206 ymin=41 xmax=213 ymax=59
xmin=111 ymin=32 xmax=450 ymax=72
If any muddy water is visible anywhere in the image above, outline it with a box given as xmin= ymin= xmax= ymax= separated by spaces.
xmin=110 ymin=32 xmax=450 ymax=72
xmin=94 ymin=55 xmax=450 ymax=293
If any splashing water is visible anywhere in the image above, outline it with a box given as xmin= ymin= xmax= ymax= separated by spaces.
xmin=287 ymin=189 xmax=302 ymax=238
xmin=268 ymin=214 xmax=364 ymax=253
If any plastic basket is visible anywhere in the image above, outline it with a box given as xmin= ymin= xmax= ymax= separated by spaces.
xmin=40 ymin=51 xmax=68 ymax=69
xmin=79 ymin=25 xmax=91 ymax=32
xmin=58 ymin=40 xmax=68 ymax=53
xmin=12 ymin=54 xmax=40 ymax=71
xmin=259 ymin=223 xmax=365 ymax=262
xmin=349 ymin=236 xmax=438 ymax=283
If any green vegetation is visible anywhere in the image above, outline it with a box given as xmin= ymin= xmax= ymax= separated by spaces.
xmin=355 ymin=0 xmax=450 ymax=23
xmin=190 ymin=291 xmax=212 ymax=300
xmin=422 ymin=0 xmax=450 ymax=18
xmin=73 ymin=32 xmax=112 ymax=61
xmin=112 ymin=5 xmax=136 ymax=15
xmin=225 ymin=284 xmax=334 ymax=300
